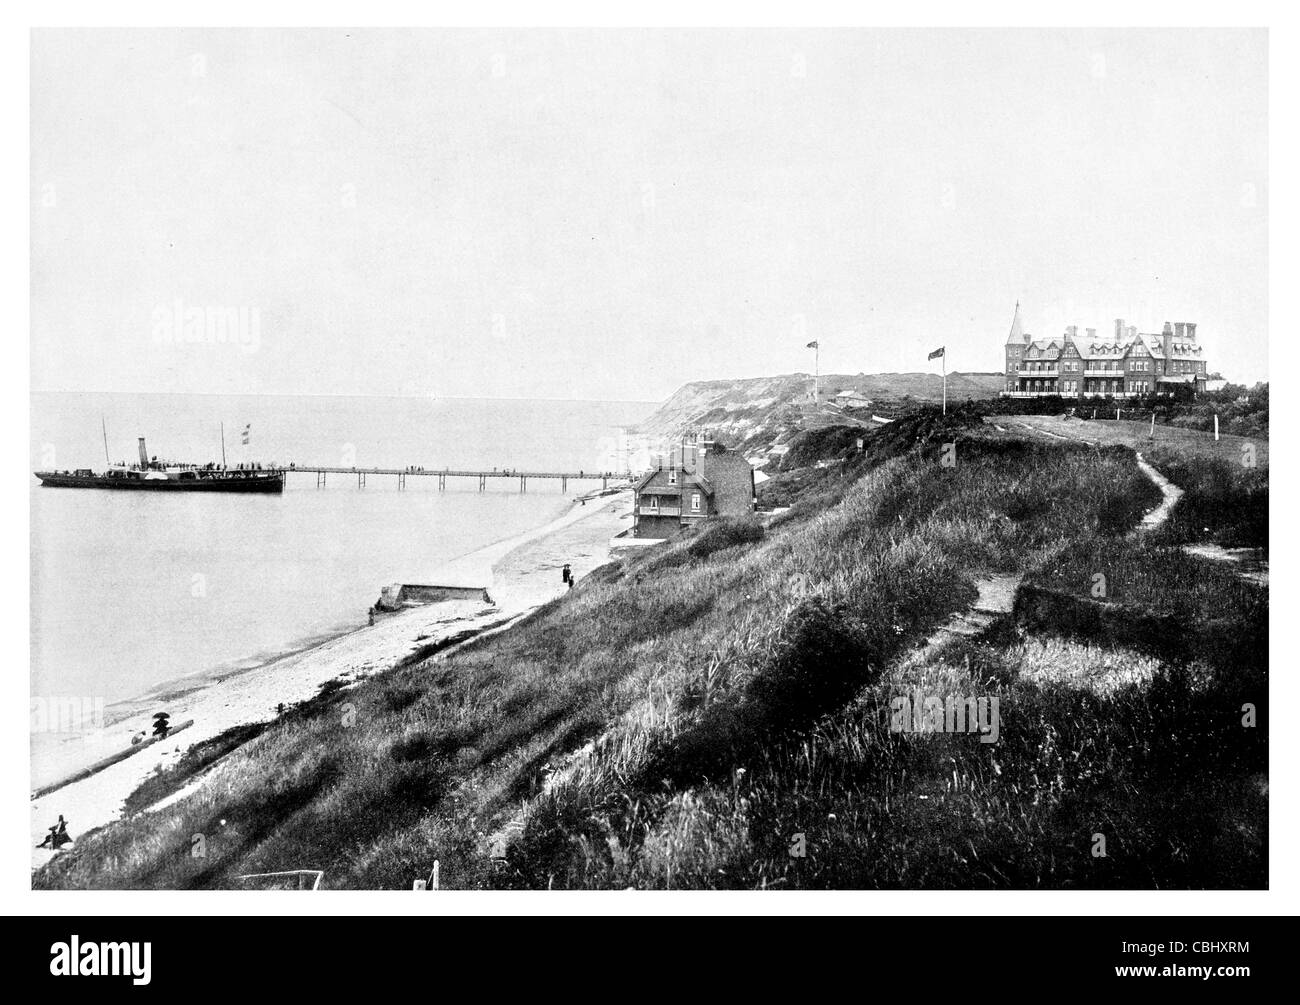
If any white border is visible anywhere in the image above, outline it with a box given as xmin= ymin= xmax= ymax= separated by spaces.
xmin=5 ymin=5 xmax=1292 ymax=917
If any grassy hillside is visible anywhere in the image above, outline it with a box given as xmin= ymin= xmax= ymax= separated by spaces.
xmin=37 ymin=405 xmax=1265 ymax=890
xmin=633 ymin=372 xmax=1005 ymax=460
xmin=1007 ymin=415 xmax=1268 ymax=547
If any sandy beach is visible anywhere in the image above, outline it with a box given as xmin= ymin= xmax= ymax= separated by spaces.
xmin=31 ymin=489 xmax=633 ymax=868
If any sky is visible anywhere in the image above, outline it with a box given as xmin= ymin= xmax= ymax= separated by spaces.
xmin=31 ymin=28 xmax=1268 ymax=402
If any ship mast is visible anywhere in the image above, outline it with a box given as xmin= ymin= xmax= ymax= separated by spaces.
xmin=220 ymin=422 xmax=227 ymax=468
xmin=101 ymin=417 xmax=110 ymax=466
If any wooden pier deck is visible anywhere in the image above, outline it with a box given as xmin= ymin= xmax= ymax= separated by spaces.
xmin=286 ymin=466 xmax=633 ymax=492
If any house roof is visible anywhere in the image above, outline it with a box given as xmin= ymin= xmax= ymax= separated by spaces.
xmin=633 ymin=466 xmax=713 ymax=496
xmin=1005 ymin=302 xmax=1027 ymax=345
xmin=1012 ymin=317 xmax=1206 ymax=363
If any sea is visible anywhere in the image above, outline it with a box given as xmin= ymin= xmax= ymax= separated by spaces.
xmin=30 ymin=391 xmax=654 ymax=714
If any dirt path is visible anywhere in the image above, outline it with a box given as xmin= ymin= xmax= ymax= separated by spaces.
xmin=1131 ymin=452 xmax=1183 ymax=534
xmin=921 ymin=572 xmax=1023 ymax=651
xmin=1181 ymin=544 xmax=1269 ymax=587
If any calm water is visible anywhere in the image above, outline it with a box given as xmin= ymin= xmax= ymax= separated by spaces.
xmin=31 ymin=392 xmax=653 ymax=706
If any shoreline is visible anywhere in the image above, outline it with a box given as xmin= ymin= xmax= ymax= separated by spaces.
xmin=31 ymin=488 xmax=633 ymax=867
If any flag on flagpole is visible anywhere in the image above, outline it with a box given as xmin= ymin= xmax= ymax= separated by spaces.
xmin=927 ymin=346 xmax=945 ymax=360
xmin=241 ymin=423 xmax=251 ymax=446
xmin=806 ymin=340 xmax=819 ymax=349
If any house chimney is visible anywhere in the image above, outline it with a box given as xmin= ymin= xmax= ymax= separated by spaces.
xmin=1186 ymin=322 xmax=1197 ymax=341
xmin=1114 ymin=319 xmax=1125 ymax=340
xmin=1127 ymin=325 xmax=1137 ymax=340
xmin=1085 ymin=327 xmax=1096 ymax=341
xmin=1174 ymin=322 xmax=1186 ymax=341
xmin=1065 ymin=325 xmax=1078 ymax=340
xmin=137 ymin=437 xmax=149 ymax=469
xmin=1162 ymin=322 xmax=1173 ymax=375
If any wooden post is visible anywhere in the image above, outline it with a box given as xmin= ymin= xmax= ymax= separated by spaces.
xmin=1214 ymin=413 xmax=1220 ymax=441
xmin=1149 ymin=411 xmax=1156 ymax=440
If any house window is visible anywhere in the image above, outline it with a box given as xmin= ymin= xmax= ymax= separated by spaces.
xmin=649 ymin=496 xmax=659 ymax=513
xmin=690 ymin=493 xmax=701 ymax=513
xmin=667 ymin=468 xmax=677 ymax=485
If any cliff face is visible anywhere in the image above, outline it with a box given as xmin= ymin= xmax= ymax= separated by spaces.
xmin=632 ymin=371 xmax=1004 ymax=463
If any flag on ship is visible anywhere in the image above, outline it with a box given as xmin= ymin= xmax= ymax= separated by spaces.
xmin=241 ymin=423 xmax=251 ymax=445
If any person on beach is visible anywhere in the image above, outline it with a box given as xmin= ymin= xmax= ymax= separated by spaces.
xmin=561 ymin=563 xmax=571 ymax=585
xmin=39 ymin=815 xmax=70 ymax=849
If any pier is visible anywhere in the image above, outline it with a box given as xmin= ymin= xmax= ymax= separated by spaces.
xmin=289 ymin=466 xmax=632 ymax=493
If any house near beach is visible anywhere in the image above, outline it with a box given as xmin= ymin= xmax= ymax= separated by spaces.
xmin=1001 ymin=302 xmax=1209 ymax=399
xmin=834 ymin=389 xmax=873 ymax=409
xmin=632 ymin=437 xmax=756 ymax=538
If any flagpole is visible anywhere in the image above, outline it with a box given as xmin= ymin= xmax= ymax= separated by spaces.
xmin=942 ymin=351 xmax=947 ymax=416
xmin=101 ymin=416 xmax=110 ymax=467
xmin=220 ymin=422 xmax=227 ymax=468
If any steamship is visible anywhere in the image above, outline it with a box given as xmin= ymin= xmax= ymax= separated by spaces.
xmin=35 ymin=437 xmax=285 ymax=494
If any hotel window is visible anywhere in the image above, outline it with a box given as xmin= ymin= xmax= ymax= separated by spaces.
xmin=668 ymin=468 xmax=677 ymax=485
xmin=690 ymin=493 xmax=701 ymax=513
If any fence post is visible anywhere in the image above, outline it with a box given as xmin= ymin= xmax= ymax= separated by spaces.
xmin=1214 ymin=413 xmax=1220 ymax=441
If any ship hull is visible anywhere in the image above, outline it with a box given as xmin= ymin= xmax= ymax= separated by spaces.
xmin=35 ymin=472 xmax=285 ymax=493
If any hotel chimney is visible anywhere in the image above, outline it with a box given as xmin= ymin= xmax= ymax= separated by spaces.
xmin=1162 ymin=322 xmax=1173 ymax=375
xmin=137 ymin=437 xmax=149 ymax=469
xmin=1114 ymin=318 xmax=1125 ymax=341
